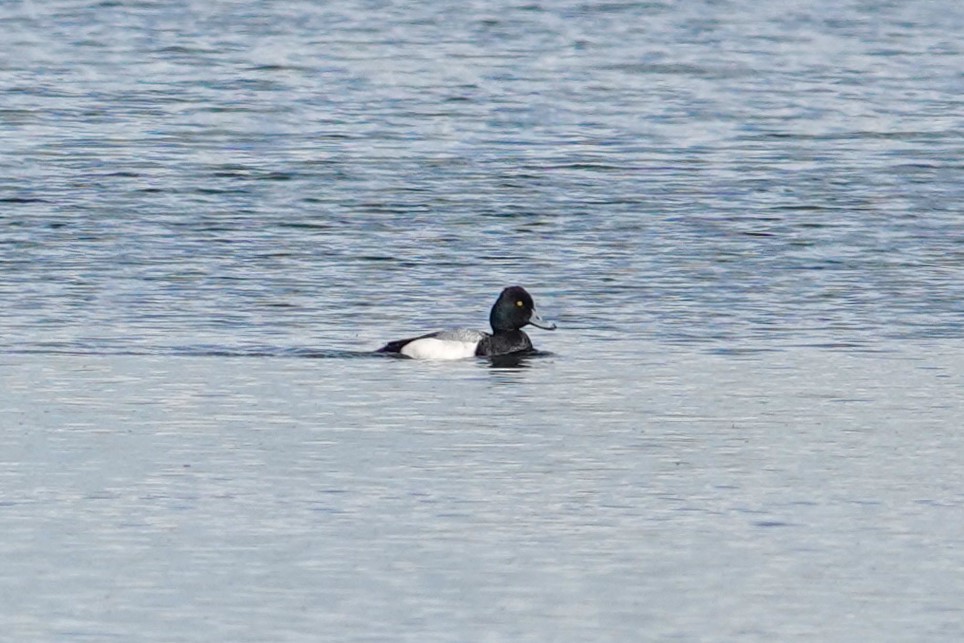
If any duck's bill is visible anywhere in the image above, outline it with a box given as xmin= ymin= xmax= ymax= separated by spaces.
xmin=529 ymin=309 xmax=557 ymax=330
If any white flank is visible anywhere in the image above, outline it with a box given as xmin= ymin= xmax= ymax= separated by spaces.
xmin=400 ymin=337 xmax=479 ymax=360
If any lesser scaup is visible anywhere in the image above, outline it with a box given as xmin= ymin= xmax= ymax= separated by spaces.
xmin=377 ymin=286 xmax=556 ymax=360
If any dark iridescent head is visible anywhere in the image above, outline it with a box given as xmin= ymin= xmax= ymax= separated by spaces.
xmin=489 ymin=286 xmax=557 ymax=333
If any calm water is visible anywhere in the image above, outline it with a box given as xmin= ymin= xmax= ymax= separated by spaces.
xmin=2 ymin=0 xmax=963 ymax=640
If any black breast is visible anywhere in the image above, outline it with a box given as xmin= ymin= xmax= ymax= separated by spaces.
xmin=475 ymin=330 xmax=533 ymax=356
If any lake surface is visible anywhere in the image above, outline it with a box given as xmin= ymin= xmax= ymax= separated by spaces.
xmin=2 ymin=0 xmax=962 ymax=640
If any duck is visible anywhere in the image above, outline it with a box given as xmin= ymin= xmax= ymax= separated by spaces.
xmin=377 ymin=286 xmax=556 ymax=360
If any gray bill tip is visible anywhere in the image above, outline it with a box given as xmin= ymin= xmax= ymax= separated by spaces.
xmin=529 ymin=310 xmax=557 ymax=331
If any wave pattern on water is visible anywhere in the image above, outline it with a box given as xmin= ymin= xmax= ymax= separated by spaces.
xmin=1 ymin=0 xmax=962 ymax=356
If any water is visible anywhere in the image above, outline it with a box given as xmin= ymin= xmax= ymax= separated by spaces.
xmin=1 ymin=0 xmax=962 ymax=640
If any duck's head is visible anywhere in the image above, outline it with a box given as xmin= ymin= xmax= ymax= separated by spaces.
xmin=489 ymin=286 xmax=557 ymax=333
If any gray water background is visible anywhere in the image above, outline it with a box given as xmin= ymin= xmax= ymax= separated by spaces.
xmin=1 ymin=0 xmax=963 ymax=640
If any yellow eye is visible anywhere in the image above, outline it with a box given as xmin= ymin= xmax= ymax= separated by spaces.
xmin=516 ymin=300 xmax=524 ymax=307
